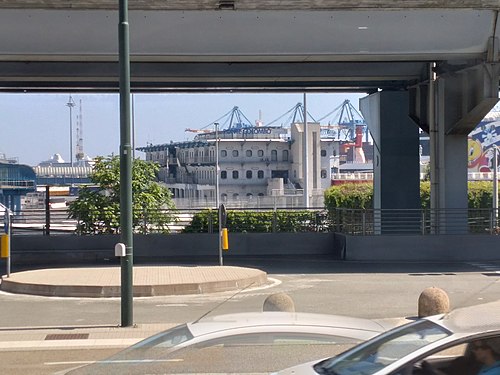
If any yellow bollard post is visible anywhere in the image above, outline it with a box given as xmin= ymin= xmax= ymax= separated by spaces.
xmin=1 ymin=234 xmax=9 ymax=258
xmin=221 ymin=228 xmax=229 ymax=251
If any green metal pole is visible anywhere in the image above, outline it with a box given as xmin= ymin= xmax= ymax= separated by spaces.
xmin=119 ymin=0 xmax=133 ymax=327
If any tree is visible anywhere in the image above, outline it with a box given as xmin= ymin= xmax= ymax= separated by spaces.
xmin=68 ymin=156 xmax=175 ymax=234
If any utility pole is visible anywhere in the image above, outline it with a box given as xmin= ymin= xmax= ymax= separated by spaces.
xmin=214 ymin=123 xmax=223 ymax=266
xmin=66 ymin=96 xmax=75 ymax=168
xmin=493 ymin=147 xmax=498 ymax=227
xmin=302 ymin=93 xmax=309 ymax=208
xmin=119 ymin=0 xmax=133 ymax=327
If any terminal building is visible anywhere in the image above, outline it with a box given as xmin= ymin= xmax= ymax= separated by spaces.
xmin=138 ymin=119 xmax=372 ymax=208
xmin=0 ymin=153 xmax=36 ymax=212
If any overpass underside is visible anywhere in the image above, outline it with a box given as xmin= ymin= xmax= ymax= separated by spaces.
xmin=1 ymin=2 xmax=499 ymax=234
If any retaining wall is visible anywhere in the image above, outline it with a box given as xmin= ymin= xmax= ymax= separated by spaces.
xmin=8 ymin=233 xmax=339 ymax=265
xmin=342 ymin=234 xmax=500 ymax=261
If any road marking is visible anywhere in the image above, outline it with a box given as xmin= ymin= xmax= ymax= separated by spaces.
xmin=156 ymin=303 xmax=188 ymax=307
xmin=45 ymin=359 xmax=184 ymax=366
xmin=45 ymin=360 xmax=94 ymax=366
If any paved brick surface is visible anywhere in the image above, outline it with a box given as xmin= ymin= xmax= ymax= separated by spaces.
xmin=0 ymin=266 xmax=268 ymax=297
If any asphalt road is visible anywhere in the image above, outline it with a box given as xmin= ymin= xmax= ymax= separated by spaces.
xmin=1 ymin=259 xmax=499 ymax=327
xmin=0 ymin=258 xmax=499 ymax=375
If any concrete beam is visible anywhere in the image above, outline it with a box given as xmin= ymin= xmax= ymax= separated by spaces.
xmin=0 ymin=0 xmax=498 ymax=10
xmin=443 ymin=63 xmax=500 ymax=135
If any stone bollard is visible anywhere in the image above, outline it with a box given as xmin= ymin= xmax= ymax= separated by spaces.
xmin=263 ymin=293 xmax=295 ymax=312
xmin=418 ymin=287 xmax=450 ymax=318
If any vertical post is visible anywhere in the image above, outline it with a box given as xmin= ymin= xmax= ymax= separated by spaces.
xmin=302 ymin=93 xmax=309 ymax=208
xmin=493 ymin=148 xmax=498 ymax=228
xmin=45 ymin=185 xmax=50 ymax=236
xmin=2 ymin=208 xmax=11 ymax=277
xmin=119 ymin=0 xmax=133 ymax=327
xmin=66 ymin=96 xmax=75 ymax=168
xmin=132 ymin=93 xmax=136 ymax=159
xmin=214 ymin=123 xmax=222 ymax=266
xmin=429 ymin=62 xmax=438 ymax=234
xmin=421 ymin=209 xmax=426 ymax=235
xmin=362 ymin=209 xmax=366 ymax=235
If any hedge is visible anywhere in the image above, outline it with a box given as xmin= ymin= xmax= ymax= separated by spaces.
xmin=324 ymin=181 xmax=496 ymax=210
xmin=182 ymin=209 xmax=329 ymax=233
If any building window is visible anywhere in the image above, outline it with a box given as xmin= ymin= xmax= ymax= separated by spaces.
xmin=232 ymin=150 xmax=239 ymax=157
xmin=257 ymin=170 xmax=264 ymax=179
xmin=258 ymin=150 xmax=264 ymax=157
xmin=232 ymin=171 xmax=239 ymax=179
xmin=221 ymin=150 xmax=227 ymax=157
xmin=321 ymin=149 xmax=327 ymax=157
xmin=246 ymin=150 xmax=252 ymax=157
xmin=282 ymin=150 xmax=289 ymax=161
xmin=221 ymin=171 xmax=227 ymax=179
xmin=246 ymin=170 xmax=252 ymax=179
xmin=321 ymin=169 xmax=327 ymax=179
xmin=233 ymin=193 xmax=239 ymax=199
xmin=221 ymin=193 xmax=227 ymax=201
xmin=247 ymin=193 xmax=253 ymax=199
xmin=271 ymin=150 xmax=277 ymax=161
xmin=258 ymin=193 xmax=264 ymax=197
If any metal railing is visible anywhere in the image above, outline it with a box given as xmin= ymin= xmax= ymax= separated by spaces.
xmin=2 ymin=206 xmax=500 ymax=236
xmin=333 ymin=208 xmax=500 ymax=235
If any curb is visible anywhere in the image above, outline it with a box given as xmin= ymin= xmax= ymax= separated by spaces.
xmin=0 ymin=266 xmax=268 ymax=297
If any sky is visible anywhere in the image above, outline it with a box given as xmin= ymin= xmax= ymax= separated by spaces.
xmin=0 ymin=92 xmax=366 ymax=166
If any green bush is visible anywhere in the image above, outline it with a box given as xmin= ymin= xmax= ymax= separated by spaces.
xmin=324 ymin=183 xmax=373 ymax=210
xmin=324 ymin=181 xmax=497 ymax=211
xmin=182 ymin=209 xmax=327 ymax=233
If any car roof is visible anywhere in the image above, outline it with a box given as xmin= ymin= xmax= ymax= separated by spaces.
xmin=186 ymin=311 xmax=387 ymax=337
xmin=430 ymin=300 xmax=500 ymax=334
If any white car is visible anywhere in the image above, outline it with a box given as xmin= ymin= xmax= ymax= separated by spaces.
xmin=63 ymin=311 xmax=391 ymax=374
xmin=274 ymin=300 xmax=500 ymax=375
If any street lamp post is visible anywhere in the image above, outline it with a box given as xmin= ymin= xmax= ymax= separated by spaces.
xmin=118 ymin=0 xmax=134 ymax=327
xmin=493 ymin=147 xmax=498 ymax=227
xmin=214 ymin=123 xmax=223 ymax=266
xmin=66 ymin=96 xmax=75 ymax=168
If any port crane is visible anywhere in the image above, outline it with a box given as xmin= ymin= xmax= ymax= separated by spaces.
xmin=185 ymin=106 xmax=253 ymax=134
xmin=267 ymin=102 xmax=318 ymax=127
xmin=316 ymin=99 xmax=366 ymax=141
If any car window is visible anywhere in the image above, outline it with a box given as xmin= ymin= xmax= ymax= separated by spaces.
xmin=314 ymin=320 xmax=450 ymax=375
xmin=158 ymin=332 xmax=364 ymax=374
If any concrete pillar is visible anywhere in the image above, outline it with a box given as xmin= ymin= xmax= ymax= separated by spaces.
xmin=410 ymin=62 xmax=499 ymax=234
xmin=430 ymin=78 xmax=471 ymax=234
xmin=360 ymin=91 xmax=421 ymax=233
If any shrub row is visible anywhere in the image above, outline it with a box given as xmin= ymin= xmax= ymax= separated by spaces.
xmin=182 ymin=209 xmax=329 ymax=233
xmin=324 ymin=181 xmax=497 ymax=210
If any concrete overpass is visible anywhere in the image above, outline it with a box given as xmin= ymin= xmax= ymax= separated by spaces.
xmin=0 ymin=0 xmax=499 ymax=232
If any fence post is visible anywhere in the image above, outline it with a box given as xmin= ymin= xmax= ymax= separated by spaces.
xmin=272 ymin=210 xmax=277 ymax=233
xmin=208 ymin=209 xmax=213 ymax=233
xmin=45 ymin=185 xmax=50 ymax=236
xmin=362 ymin=209 xmax=366 ymax=235
xmin=490 ymin=208 xmax=494 ymax=235
xmin=143 ymin=206 xmax=148 ymax=234
xmin=421 ymin=209 xmax=426 ymax=235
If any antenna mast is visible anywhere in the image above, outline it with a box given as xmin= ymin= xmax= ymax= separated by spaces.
xmin=75 ymin=99 xmax=84 ymax=162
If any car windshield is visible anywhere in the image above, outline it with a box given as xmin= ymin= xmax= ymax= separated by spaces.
xmin=313 ymin=320 xmax=451 ymax=375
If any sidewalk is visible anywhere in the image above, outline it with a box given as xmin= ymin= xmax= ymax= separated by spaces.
xmin=0 ymin=265 xmax=268 ymax=297
xmin=0 ymin=265 xmax=269 ymax=351
xmin=0 ymin=323 xmax=175 ymax=351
